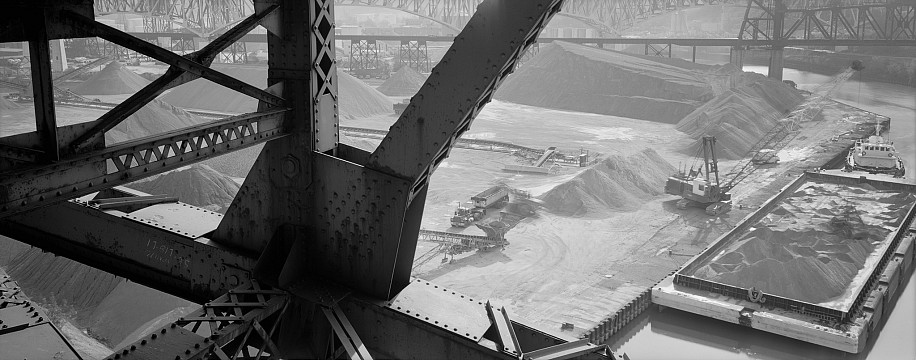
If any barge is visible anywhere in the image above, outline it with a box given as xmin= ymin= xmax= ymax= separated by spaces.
xmin=653 ymin=171 xmax=916 ymax=353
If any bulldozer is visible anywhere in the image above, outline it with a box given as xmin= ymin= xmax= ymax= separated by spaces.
xmin=665 ymin=136 xmax=733 ymax=216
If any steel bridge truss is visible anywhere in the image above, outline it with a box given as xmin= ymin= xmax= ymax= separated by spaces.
xmin=0 ymin=0 xmax=618 ymax=358
xmin=349 ymin=39 xmax=382 ymax=73
xmin=94 ymin=0 xmax=254 ymax=36
xmin=399 ymin=40 xmax=430 ymax=72
xmin=740 ymin=0 xmax=916 ymax=42
xmin=92 ymin=0 xmax=737 ymax=40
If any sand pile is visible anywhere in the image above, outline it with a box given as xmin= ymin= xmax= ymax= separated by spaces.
xmin=0 ymin=96 xmax=21 ymax=110
xmin=106 ymin=99 xmax=207 ymax=144
xmin=160 ymin=65 xmax=392 ymax=119
xmin=6 ymin=247 xmax=121 ymax=312
xmin=127 ymin=164 xmax=240 ymax=212
xmin=495 ymin=41 xmax=713 ymax=123
xmin=0 ymin=236 xmax=29 ymax=266
xmin=690 ymin=182 xmax=916 ymax=305
xmin=87 ymin=281 xmax=193 ymax=347
xmin=377 ymin=66 xmax=426 ymax=96
xmin=676 ymin=71 xmax=804 ymax=159
xmin=72 ymin=61 xmax=150 ymax=95
xmin=540 ymin=148 xmax=675 ymax=215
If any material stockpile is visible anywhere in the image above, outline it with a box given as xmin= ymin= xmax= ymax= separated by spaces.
xmin=0 ymin=96 xmax=21 ymax=110
xmin=676 ymin=70 xmax=804 ymax=159
xmin=106 ymin=99 xmax=208 ymax=144
xmin=160 ymin=65 xmax=392 ymax=119
xmin=126 ymin=164 xmax=240 ymax=212
xmin=71 ymin=61 xmax=150 ymax=95
xmin=3 ymin=246 xmax=192 ymax=347
xmin=376 ymin=66 xmax=426 ymax=96
xmin=689 ymin=182 xmax=916 ymax=305
xmin=495 ymin=41 xmax=714 ymax=123
xmin=540 ymin=148 xmax=675 ymax=215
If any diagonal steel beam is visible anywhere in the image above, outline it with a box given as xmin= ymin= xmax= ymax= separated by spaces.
xmin=68 ymin=5 xmax=280 ymax=152
xmin=62 ymin=10 xmax=284 ymax=108
xmin=366 ymin=0 xmax=564 ymax=205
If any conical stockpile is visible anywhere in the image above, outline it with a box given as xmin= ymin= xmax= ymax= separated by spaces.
xmin=126 ymin=164 xmax=240 ymax=212
xmin=540 ymin=148 xmax=675 ymax=216
xmin=106 ymin=99 xmax=207 ymax=144
xmin=72 ymin=61 xmax=151 ymax=95
xmin=377 ymin=66 xmax=426 ymax=96
xmin=676 ymin=71 xmax=804 ymax=159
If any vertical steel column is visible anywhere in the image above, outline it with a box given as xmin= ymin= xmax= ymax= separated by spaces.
xmin=27 ymin=13 xmax=59 ymax=161
xmin=214 ymin=0 xmax=338 ymax=256
xmin=729 ymin=46 xmax=744 ymax=68
xmin=768 ymin=0 xmax=785 ymax=80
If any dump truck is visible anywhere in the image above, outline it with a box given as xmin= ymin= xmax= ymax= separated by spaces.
xmin=450 ymin=202 xmax=485 ymax=227
xmin=472 ymin=186 xmax=510 ymax=208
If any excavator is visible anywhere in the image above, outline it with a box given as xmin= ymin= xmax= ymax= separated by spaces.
xmin=665 ymin=136 xmax=733 ymax=216
xmin=666 ymin=62 xmax=863 ymax=216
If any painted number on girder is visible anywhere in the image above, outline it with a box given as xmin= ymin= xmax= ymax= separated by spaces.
xmin=146 ymin=239 xmax=191 ymax=270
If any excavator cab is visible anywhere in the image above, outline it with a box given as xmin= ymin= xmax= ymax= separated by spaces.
xmin=666 ymin=136 xmax=733 ymax=215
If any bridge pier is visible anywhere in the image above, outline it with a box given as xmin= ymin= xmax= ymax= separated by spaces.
xmin=349 ymin=39 xmax=383 ymax=78
xmin=729 ymin=46 xmax=744 ymax=69
xmin=768 ymin=46 xmax=784 ymax=81
xmin=399 ymin=40 xmax=429 ymax=72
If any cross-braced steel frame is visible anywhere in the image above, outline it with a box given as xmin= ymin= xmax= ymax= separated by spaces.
xmin=349 ymin=39 xmax=382 ymax=74
xmin=740 ymin=0 xmax=916 ymax=41
xmin=0 ymin=0 xmax=619 ymax=359
xmin=398 ymin=40 xmax=430 ymax=72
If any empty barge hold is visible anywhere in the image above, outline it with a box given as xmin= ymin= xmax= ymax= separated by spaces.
xmin=653 ymin=171 xmax=916 ymax=353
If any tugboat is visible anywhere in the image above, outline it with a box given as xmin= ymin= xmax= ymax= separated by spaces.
xmin=845 ymin=124 xmax=906 ymax=177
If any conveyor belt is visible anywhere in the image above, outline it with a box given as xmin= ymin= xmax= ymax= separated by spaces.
xmin=417 ymin=229 xmax=507 ymax=248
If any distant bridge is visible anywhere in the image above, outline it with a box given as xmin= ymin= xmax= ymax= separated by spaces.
xmin=93 ymin=0 xmax=737 ymax=36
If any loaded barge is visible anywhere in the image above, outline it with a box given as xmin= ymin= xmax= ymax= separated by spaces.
xmin=653 ymin=171 xmax=916 ymax=353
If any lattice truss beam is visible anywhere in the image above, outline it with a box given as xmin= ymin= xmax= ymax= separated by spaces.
xmin=740 ymin=0 xmax=916 ymax=41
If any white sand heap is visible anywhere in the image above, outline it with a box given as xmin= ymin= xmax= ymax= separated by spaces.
xmin=495 ymin=41 xmax=714 ymax=123
xmin=72 ymin=61 xmax=151 ymax=95
xmin=540 ymin=148 xmax=675 ymax=215
xmin=676 ymin=71 xmax=804 ymax=159
xmin=126 ymin=164 xmax=240 ymax=212
xmin=106 ymin=99 xmax=207 ymax=144
xmin=377 ymin=66 xmax=426 ymax=96
xmin=160 ymin=65 xmax=392 ymax=119
xmin=690 ymin=182 xmax=916 ymax=305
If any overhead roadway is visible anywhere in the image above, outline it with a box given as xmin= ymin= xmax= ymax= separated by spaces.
xmin=0 ymin=0 xmax=620 ymax=358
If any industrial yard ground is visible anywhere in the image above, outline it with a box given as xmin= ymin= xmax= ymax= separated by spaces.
xmin=1 ymin=38 xmax=914 ymax=360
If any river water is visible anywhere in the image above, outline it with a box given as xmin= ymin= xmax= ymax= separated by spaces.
xmin=605 ymin=66 xmax=916 ymax=360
